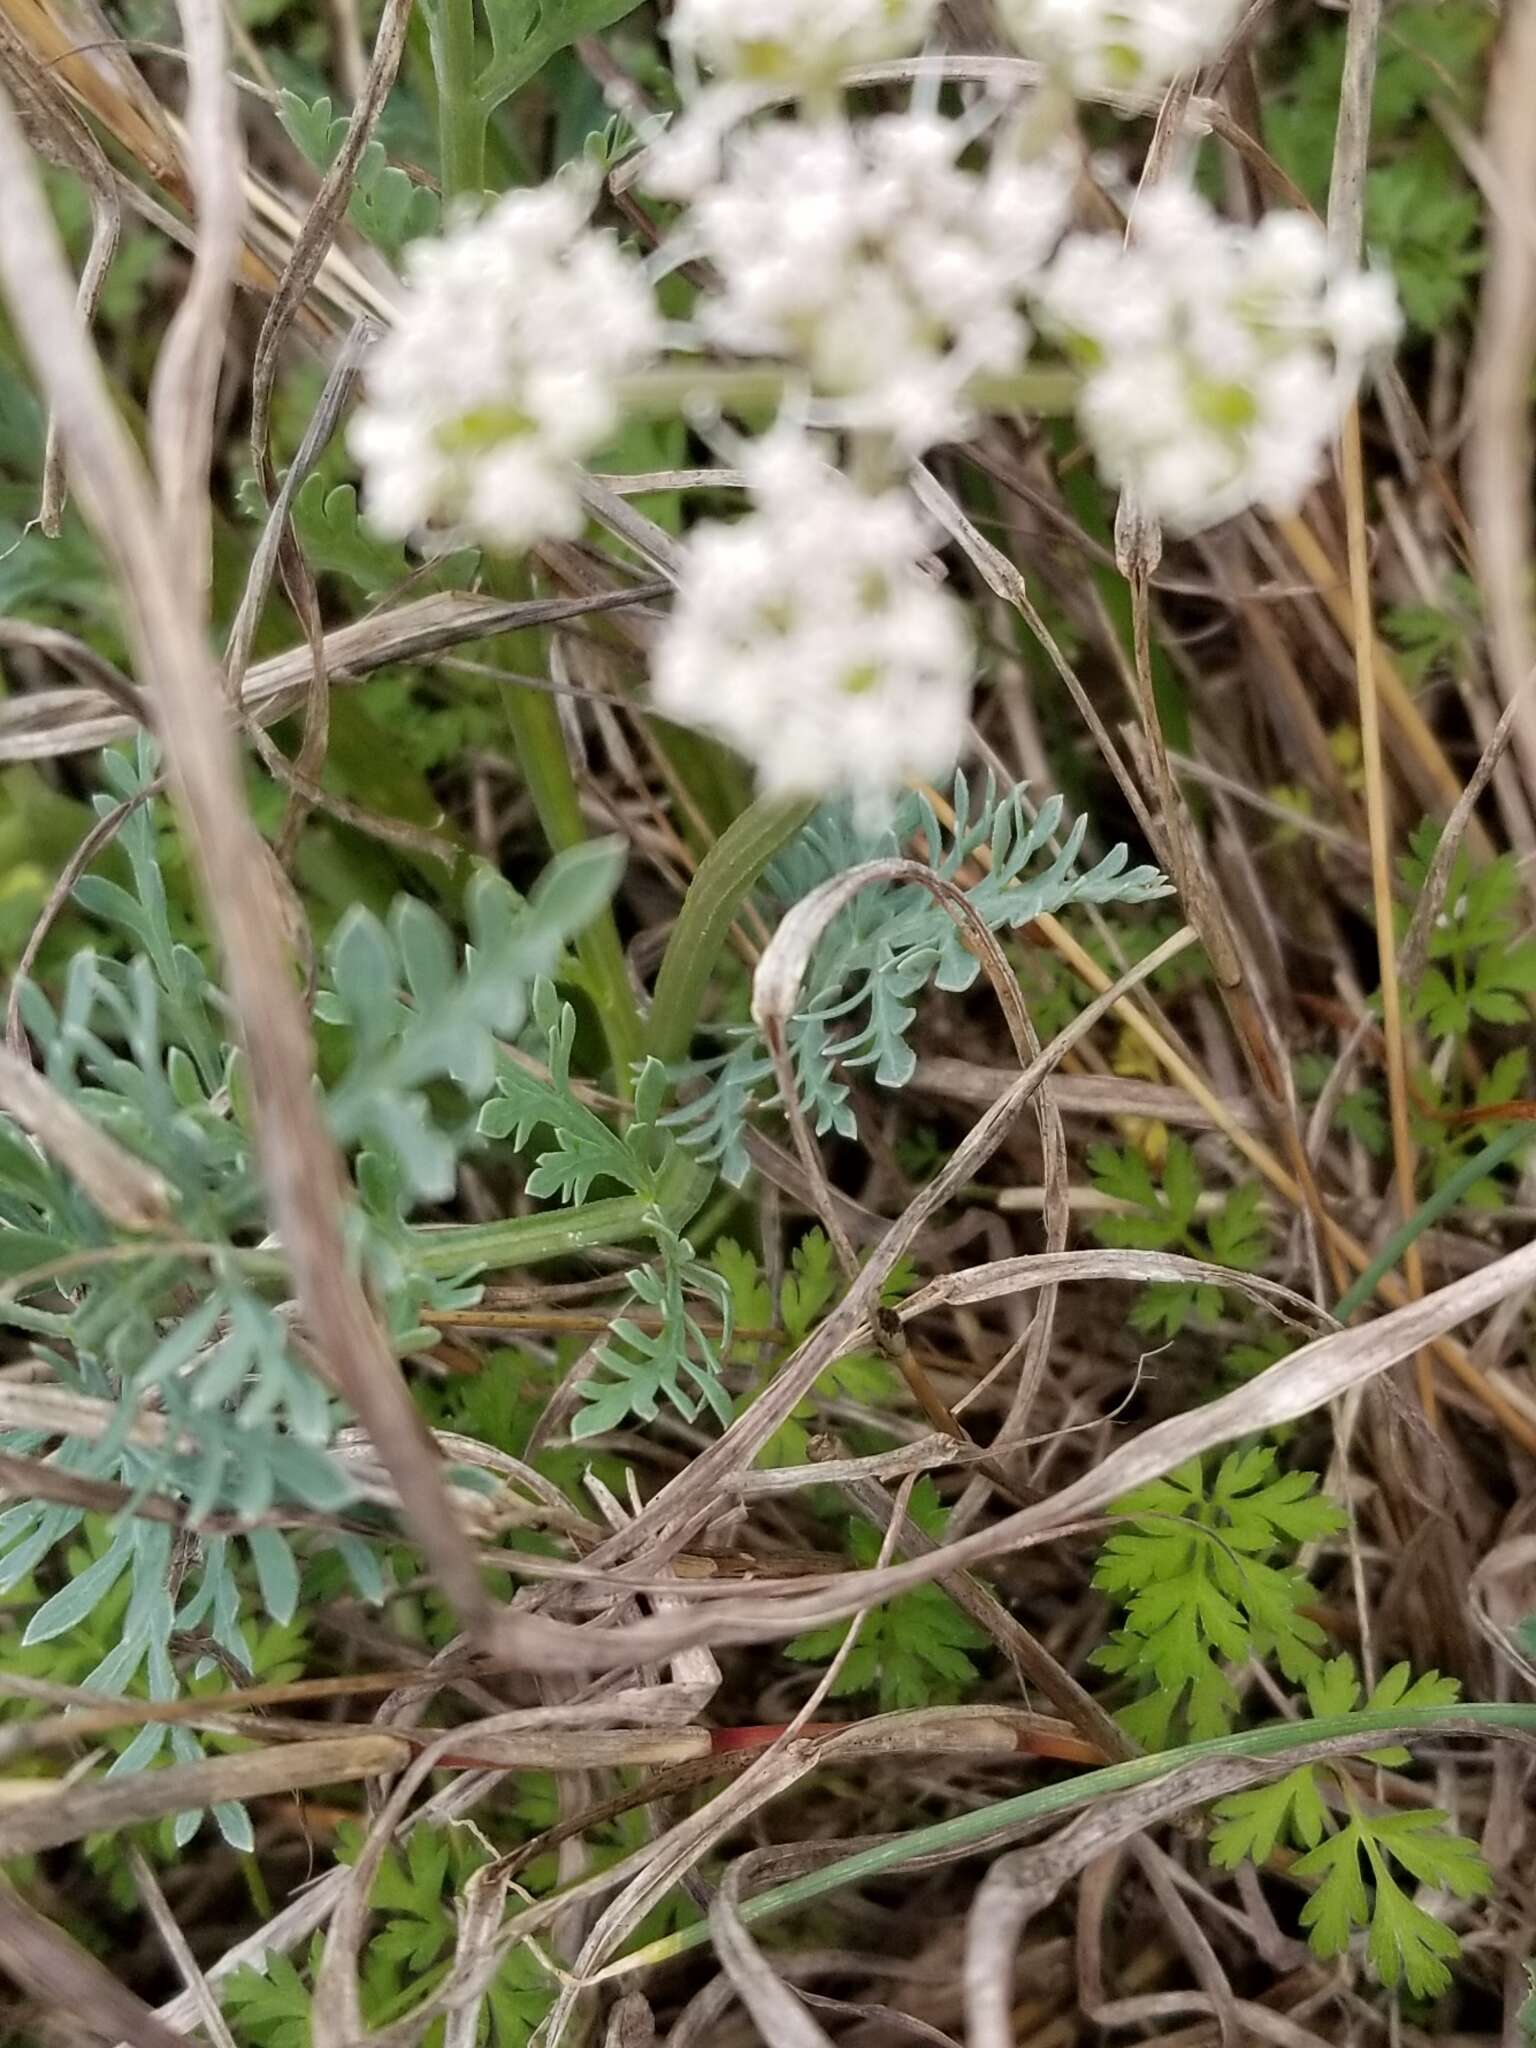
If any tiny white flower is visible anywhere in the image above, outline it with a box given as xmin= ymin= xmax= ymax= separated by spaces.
xmin=1039 ymin=188 xmax=1401 ymax=531
xmin=671 ymin=113 xmax=1075 ymax=449
xmin=1322 ymin=269 xmax=1404 ymax=358
xmin=669 ymin=0 xmax=940 ymax=84
xmin=652 ymin=433 xmax=974 ymax=810
xmin=351 ymin=180 xmax=660 ymax=553
xmin=995 ymin=0 xmax=1248 ymax=94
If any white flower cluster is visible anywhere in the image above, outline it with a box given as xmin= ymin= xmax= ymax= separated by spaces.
xmin=1039 ymin=189 xmax=1401 ymax=531
xmin=679 ymin=114 xmax=1074 ymax=448
xmin=668 ymin=0 xmax=939 ymax=84
xmin=652 ymin=436 xmax=973 ymax=813
xmin=349 ymin=180 xmax=659 ymax=552
xmin=996 ymin=0 xmax=1249 ymax=95
xmin=349 ymin=0 xmax=1405 ymax=808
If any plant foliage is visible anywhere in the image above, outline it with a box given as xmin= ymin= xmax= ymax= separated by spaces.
xmin=1092 ymin=1447 xmax=1344 ymax=1747
xmin=277 ymin=91 xmax=441 ymax=258
xmin=1398 ymin=823 xmax=1536 ymax=1042
xmin=786 ymin=1478 xmax=990 ymax=1710
xmin=1086 ymin=1136 xmax=1271 ymax=1340
xmin=666 ymin=773 xmax=1168 ymax=1185
xmin=0 ymin=746 xmax=623 ymax=1831
xmin=1211 ymin=1658 xmax=1490 ymax=1997
xmin=479 ymin=985 xmax=732 ymax=1435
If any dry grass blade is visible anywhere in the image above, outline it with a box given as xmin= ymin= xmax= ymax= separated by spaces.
xmin=754 ymin=851 xmax=1071 ymax=1433
xmin=226 ymin=318 xmax=376 ymax=690
xmin=438 ymin=1859 xmax=526 ymax=2048
xmin=0 ymin=0 xmax=183 ymax=192
xmin=1328 ymin=0 xmax=1426 ymax=1407
xmin=0 ymin=1877 xmax=195 ymax=2048
xmin=911 ymin=1060 xmax=1263 ymax=1129
xmin=0 ymin=1046 xmax=172 ymax=1228
xmin=0 ymin=583 xmax=671 ymax=763
xmin=1468 ymin=0 xmax=1536 ymax=799
xmin=1275 ymin=511 xmax=1494 ymax=850
xmin=898 ymin=1248 xmax=1332 ymax=1340
xmin=0 ymin=1735 xmax=409 ymax=1856
xmin=247 ymin=0 xmax=411 ymax=479
xmin=1129 ymin=1837 xmax=1241 ymax=2048
xmin=707 ymin=1865 xmax=837 ymax=2048
xmin=0 ymin=10 xmax=119 ymax=537
xmin=1325 ymin=0 xmax=1381 ymax=261
xmin=128 ymin=1849 xmax=239 ymax=2048
xmin=1343 ymin=400 xmax=1429 ymax=1405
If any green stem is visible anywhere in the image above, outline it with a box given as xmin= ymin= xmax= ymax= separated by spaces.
xmin=498 ymin=678 xmax=645 ymax=1093
xmin=648 ymin=793 xmax=816 ymax=1066
xmin=1332 ymin=1120 xmax=1528 ymax=1323
xmin=409 ymin=1148 xmax=712 ymax=1275
xmin=432 ymin=0 xmax=485 ymax=202
xmin=613 ymin=363 xmax=1082 ymax=424
xmin=595 ymin=1703 xmax=1536 ymax=1978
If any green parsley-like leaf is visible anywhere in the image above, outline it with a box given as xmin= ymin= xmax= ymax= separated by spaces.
xmin=1294 ymin=1809 xmax=1491 ymax=1998
xmin=786 ymin=1480 xmax=989 ymax=1711
xmin=223 ymin=1946 xmax=320 ymax=2048
xmin=1211 ymin=1765 xmax=1330 ymax=1867
xmin=1088 ymin=1140 xmax=1271 ymax=1338
xmin=1092 ymin=1449 xmax=1343 ymax=1742
xmin=1518 ymin=1960 xmax=1536 ymax=2040
xmin=1205 ymin=1181 xmax=1269 ymax=1273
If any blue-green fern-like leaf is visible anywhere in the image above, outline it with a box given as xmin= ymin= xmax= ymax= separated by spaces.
xmin=0 ymin=739 xmax=628 ymax=1829
xmin=665 ymin=773 xmax=1168 ymax=1184
xmin=480 ymin=984 xmax=734 ymax=1435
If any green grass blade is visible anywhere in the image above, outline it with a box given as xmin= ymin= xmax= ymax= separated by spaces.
xmin=647 ymin=793 xmax=816 ymax=1066
xmin=590 ymin=1703 xmax=1536 ymax=1978
xmin=1333 ymin=1121 xmax=1528 ymax=1322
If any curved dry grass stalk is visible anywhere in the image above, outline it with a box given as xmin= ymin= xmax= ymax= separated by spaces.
xmin=707 ymin=1865 xmax=837 ymax=2048
xmin=752 ymin=851 xmax=1071 ymax=1436
xmin=0 ymin=1734 xmax=409 ymax=1857
xmin=0 ymin=1881 xmax=196 ymax=2048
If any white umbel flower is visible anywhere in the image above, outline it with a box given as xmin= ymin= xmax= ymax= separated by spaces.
xmin=677 ymin=114 xmax=1074 ymax=449
xmin=652 ymin=435 xmax=973 ymax=808
xmin=995 ymin=0 xmax=1247 ymax=95
xmin=1039 ymin=189 xmax=1400 ymax=531
xmin=351 ymin=181 xmax=660 ymax=553
xmin=669 ymin=0 xmax=939 ymax=83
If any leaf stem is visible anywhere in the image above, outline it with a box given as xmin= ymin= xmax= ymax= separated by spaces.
xmin=432 ymin=0 xmax=485 ymax=202
xmin=613 ymin=363 xmax=1082 ymax=424
xmin=408 ymin=1149 xmax=711 ymax=1274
